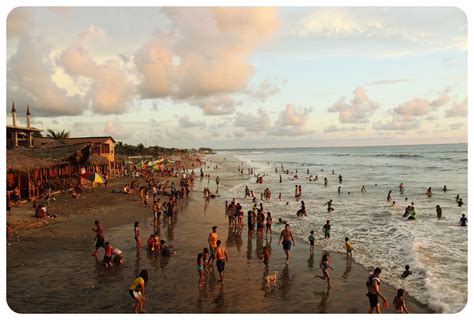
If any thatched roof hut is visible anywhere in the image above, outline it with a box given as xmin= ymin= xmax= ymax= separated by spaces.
xmin=7 ymin=143 xmax=91 ymax=173
xmin=87 ymin=153 xmax=108 ymax=166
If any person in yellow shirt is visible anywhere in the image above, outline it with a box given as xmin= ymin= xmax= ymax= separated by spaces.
xmin=129 ymin=270 xmax=148 ymax=313
xmin=344 ymin=237 xmax=354 ymax=258
xmin=207 ymin=226 xmax=218 ymax=264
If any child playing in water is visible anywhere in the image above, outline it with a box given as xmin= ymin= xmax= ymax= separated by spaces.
xmin=103 ymin=242 xmax=113 ymax=268
xmin=344 ymin=237 xmax=354 ymax=258
xmin=308 ymin=231 xmax=315 ymax=254
xmin=112 ymin=247 xmax=125 ymax=264
xmin=197 ymin=253 xmax=205 ymax=288
xmin=146 ymin=234 xmax=155 ymax=253
xmin=393 ymin=289 xmax=409 ymax=313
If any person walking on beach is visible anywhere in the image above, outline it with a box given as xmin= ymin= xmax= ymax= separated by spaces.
xmin=134 ymin=222 xmax=141 ymax=253
xmin=208 ymin=226 xmax=218 ymax=264
xmin=308 ymin=231 xmax=315 ymax=254
xmin=316 ymin=254 xmax=333 ymax=289
xmin=323 ymin=220 xmax=331 ymax=239
xmin=366 ymin=267 xmax=388 ymax=313
xmin=215 ymin=240 xmax=229 ymax=283
xmin=129 ymin=270 xmax=148 ymax=313
xmin=278 ymin=224 xmax=296 ymax=264
xmin=91 ymin=220 xmax=104 ymax=256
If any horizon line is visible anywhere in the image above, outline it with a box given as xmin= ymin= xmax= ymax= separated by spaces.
xmin=213 ymin=141 xmax=467 ymax=151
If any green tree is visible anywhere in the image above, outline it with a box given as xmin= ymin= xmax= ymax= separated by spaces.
xmin=46 ymin=129 xmax=70 ymax=140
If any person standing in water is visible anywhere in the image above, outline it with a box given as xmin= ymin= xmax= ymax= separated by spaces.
xmin=91 ymin=220 xmax=105 ymax=257
xmin=459 ymin=214 xmax=468 ymax=226
xmin=278 ymin=224 xmax=296 ymax=264
xmin=129 ymin=270 xmax=148 ymax=313
xmin=215 ymin=240 xmax=229 ymax=283
xmin=208 ymin=226 xmax=218 ymax=264
xmin=436 ymin=205 xmax=442 ymax=220
xmin=323 ymin=220 xmax=331 ymax=238
xmin=134 ymin=222 xmax=141 ymax=253
xmin=366 ymin=267 xmax=388 ymax=313
xmin=387 ymin=190 xmax=392 ymax=201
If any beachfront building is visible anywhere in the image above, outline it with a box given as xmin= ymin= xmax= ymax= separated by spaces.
xmin=35 ymin=136 xmax=120 ymax=178
xmin=6 ymin=103 xmax=42 ymax=149
xmin=7 ymin=142 xmax=93 ymax=201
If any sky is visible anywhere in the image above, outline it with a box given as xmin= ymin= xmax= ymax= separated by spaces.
xmin=5 ymin=6 xmax=468 ymax=149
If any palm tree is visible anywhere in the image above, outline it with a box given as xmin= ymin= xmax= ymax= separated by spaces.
xmin=47 ymin=129 xmax=70 ymax=140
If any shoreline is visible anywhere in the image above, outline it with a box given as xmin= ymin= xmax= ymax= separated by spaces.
xmin=6 ymin=155 xmax=433 ymax=313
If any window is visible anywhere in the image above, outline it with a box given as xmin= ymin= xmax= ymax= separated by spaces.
xmin=101 ymin=144 xmax=110 ymax=153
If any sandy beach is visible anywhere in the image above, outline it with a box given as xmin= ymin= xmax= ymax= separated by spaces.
xmin=6 ymin=155 xmax=432 ymax=314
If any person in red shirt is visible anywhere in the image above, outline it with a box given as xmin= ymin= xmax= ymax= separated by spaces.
xmin=103 ymin=242 xmax=113 ymax=268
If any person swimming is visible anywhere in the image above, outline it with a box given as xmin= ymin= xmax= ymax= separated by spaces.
xmin=401 ymin=265 xmax=412 ymax=278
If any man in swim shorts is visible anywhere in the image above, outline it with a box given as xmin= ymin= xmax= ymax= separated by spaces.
xmin=215 ymin=240 xmax=229 ymax=283
xmin=278 ymin=224 xmax=295 ymax=264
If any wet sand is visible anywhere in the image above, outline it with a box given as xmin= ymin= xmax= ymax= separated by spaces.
xmin=6 ymin=161 xmax=432 ymax=313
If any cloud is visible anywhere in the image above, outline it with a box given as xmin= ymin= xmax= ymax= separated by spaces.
xmin=366 ymin=79 xmax=414 ymax=86
xmin=79 ymin=25 xmax=107 ymax=44
xmin=372 ymin=117 xmax=420 ymax=131
xmin=178 ymin=115 xmax=206 ymax=128
xmin=246 ymin=79 xmax=283 ymax=102
xmin=103 ymin=118 xmax=135 ymax=140
xmin=270 ymin=104 xmax=314 ymax=136
xmin=7 ymin=7 xmax=32 ymax=39
xmin=324 ymin=125 xmax=364 ymax=133
xmin=445 ymin=98 xmax=467 ymax=118
xmin=393 ymin=89 xmax=451 ymax=120
xmin=7 ymin=36 xmax=86 ymax=116
xmin=233 ymin=108 xmax=272 ymax=132
xmin=134 ymin=7 xmax=279 ymax=113
xmin=393 ymin=98 xmax=432 ymax=119
xmin=58 ymin=29 xmax=135 ymax=114
xmin=190 ymin=95 xmax=241 ymax=116
xmin=328 ymin=87 xmax=379 ymax=123
xmin=449 ymin=122 xmax=464 ymax=130
xmin=297 ymin=8 xmax=384 ymax=38
xmin=430 ymin=87 xmax=451 ymax=107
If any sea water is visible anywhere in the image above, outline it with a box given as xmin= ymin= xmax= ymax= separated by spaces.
xmin=218 ymin=144 xmax=468 ymax=313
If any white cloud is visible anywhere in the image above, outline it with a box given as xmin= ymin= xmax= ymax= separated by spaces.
xmin=134 ymin=7 xmax=279 ymax=113
xmin=449 ymin=122 xmax=464 ymax=130
xmin=297 ymin=8 xmax=383 ymax=38
xmin=57 ymin=28 xmax=135 ymax=114
xmin=7 ymin=36 xmax=86 ymax=116
xmin=366 ymin=79 xmax=414 ymax=86
xmin=246 ymin=79 xmax=283 ymax=102
xmin=393 ymin=98 xmax=432 ymax=119
xmin=328 ymin=87 xmax=379 ymax=123
xmin=233 ymin=108 xmax=272 ymax=132
xmin=178 ymin=115 xmax=206 ymax=128
xmin=324 ymin=125 xmax=364 ymax=133
xmin=270 ymin=104 xmax=314 ymax=136
xmin=372 ymin=117 xmax=420 ymax=131
xmin=445 ymin=98 xmax=467 ymax=118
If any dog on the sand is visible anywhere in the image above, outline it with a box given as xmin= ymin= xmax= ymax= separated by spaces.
xmin=264 ymin=271 xmax=278 ymax=288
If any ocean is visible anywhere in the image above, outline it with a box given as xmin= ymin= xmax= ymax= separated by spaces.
xmin=217 ymin=143 xmax=468 ymax=313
